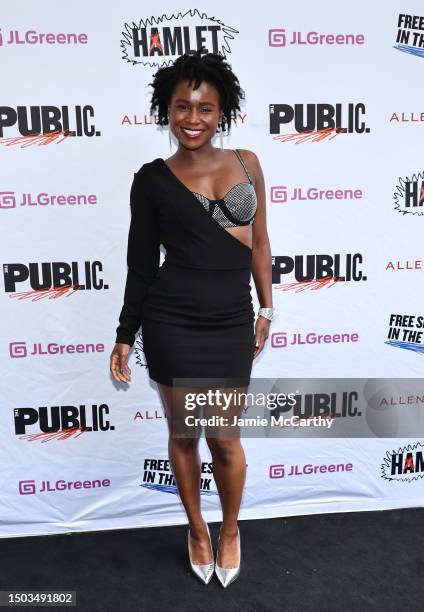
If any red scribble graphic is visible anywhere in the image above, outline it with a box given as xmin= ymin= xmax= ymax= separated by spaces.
xmin=404 ymin=455 xmax=414 ymax=470
xmin=420 ymin=185 xmax=424 ymax=204
xmin=274 ymin=276 xmax=343 ymax=292
xmin=9 ymin=284 xmax=82 ymax=301
xmin=273 ymin=127 xmax=344 ymax=144
xmin=0 ymin=130 xmax=73 ymax=148
xmin=149 ymin=32 xmax=164 ymax=52
xmin=19 ymin=426 xmax=88 ymax=443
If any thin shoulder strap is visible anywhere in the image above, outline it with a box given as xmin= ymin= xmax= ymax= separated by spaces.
xmin=233 ymin=149 xmax=253 ymax=183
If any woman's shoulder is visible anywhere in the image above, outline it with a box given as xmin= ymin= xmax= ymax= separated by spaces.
xmin=133 ymin=158 xmax=160 ymax=178
xmin=234 ymin=148 xmax=259 ymax=164
xmin=233 ymin=148 xmax=261 ymax=182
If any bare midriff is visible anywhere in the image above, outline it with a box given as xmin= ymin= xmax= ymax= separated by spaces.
xmin=226 ymin=225 xmax=252 ymax=249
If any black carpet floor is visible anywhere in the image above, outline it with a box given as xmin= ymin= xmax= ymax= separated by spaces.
xmin=1 ymin=507 xmax=423 ymax=612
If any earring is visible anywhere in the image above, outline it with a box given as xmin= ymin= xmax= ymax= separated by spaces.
xmin=219 ymin=118 xmax=225 ymax=149
xmin=168 ymin=128 xmax=173 ymax=152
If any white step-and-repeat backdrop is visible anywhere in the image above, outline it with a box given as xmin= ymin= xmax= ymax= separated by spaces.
xmin=2 ymin=1 xmax=424 ymax=537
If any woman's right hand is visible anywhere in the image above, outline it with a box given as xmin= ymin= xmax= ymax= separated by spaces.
xmin=110 ymin=343 xmax=131 ymax=383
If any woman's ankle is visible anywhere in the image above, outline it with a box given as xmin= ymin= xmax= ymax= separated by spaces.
xmin=188 ymin=518 xmax=208 ymax=536
xmin=219 ymin=523 xmax=239 ymax=537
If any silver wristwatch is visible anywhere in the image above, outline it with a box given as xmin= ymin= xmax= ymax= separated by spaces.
xmin=257 ymin=307 xmax=276 ymax=321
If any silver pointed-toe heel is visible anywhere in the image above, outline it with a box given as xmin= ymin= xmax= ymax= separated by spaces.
xmin=188 ymin=523 xmax=215 ymax=584
xmin=215 ymin=527 xmax=241 ymax=588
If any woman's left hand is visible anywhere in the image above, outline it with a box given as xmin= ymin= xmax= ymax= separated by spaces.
xmin=253 ymin=316 xmax=271 ymax=359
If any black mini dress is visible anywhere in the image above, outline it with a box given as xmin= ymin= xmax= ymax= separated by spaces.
xmin=115 ymin=149 xmax=257 ymax=387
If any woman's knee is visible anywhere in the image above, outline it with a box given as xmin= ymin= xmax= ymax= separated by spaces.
xmin=205 ymin=437 xmax=240 ymax=464
xmin=169 ymin=436 xmax=199 ymax=454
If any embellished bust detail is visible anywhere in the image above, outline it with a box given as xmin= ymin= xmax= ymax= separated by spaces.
xmin=191 ymin=149 xmax=257 ymax=228
xmin=191 ymin=182 xmax=257 ymax=227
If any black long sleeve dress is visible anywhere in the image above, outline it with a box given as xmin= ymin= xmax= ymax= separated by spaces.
xmin=115 ymin=150 xmax=256 ymax=388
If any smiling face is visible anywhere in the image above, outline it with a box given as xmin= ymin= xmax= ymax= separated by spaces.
xmin=168 ymin=79 xmax=223 ymax=150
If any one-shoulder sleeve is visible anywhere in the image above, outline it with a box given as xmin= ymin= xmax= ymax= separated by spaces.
xmin=115 ymin=166 xmax=160 ymax=346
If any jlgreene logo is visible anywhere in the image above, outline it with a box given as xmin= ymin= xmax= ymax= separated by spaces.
xmin=270 ymin=185 xmax=363 ymax=204
xmin=269 ymin=462 xmax=353 ymax=478
xmin=0 ymin=29 xmax=88 ymax=46
xmin=271 ymin=331 xmax=359 ymax=348
xmin=9 ymin=341 xmax=105 ymax=358
xmin=121 ymin=8 xmax=239 ymax=67
xmin=0 ymin=190 xmax=97 ymax=209
xmin=19 ymin=478 xmax=110 ymax=495
xmin=268 ymin=28 xmax=364 ymax=47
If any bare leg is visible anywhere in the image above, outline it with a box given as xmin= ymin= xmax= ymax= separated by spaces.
xmin=205 ymin=385 xmax=247 ymax=568
xmin=158 ymin=383 xmax=213 ymax=565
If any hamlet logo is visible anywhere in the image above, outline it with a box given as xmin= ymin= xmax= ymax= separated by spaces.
xmin=272 ymin=253 xmax=366 ymax=291
xmin=385 ymin=314 xmax=424 ymax=353
xmin=393 ymin=170 xmax=424 ymax=216
xmin=120 ymin=8 xmax=239 ymax=67
xmin=394 ymin=14 xmax=424 ymax=58
xmin=381 ymin=442 xmax=424 ymax=482
xmin=2 ymin=260 xmax=108 ymax=300
xmin=141 ymin=458 xmax=218 ymax=496
xmin=269 ymin=103 xmax=369 ymax=144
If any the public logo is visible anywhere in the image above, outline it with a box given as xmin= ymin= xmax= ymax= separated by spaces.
xmin=14 ymin=404 xmax=114 ymax=441
xmin=0 ymin=105 xmax=100 ymax=147
xmin=269 ymin=103 xmax=369 ymax=143
xmin=271 ymin=253 xmax=366 ymax=290
xmin=3 ymin=261 xmax=108 ymax=300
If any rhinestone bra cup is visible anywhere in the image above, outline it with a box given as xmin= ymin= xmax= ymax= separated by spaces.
xmin=191 ymin=182 xmax=257 ymax=228
xmin=190 ymin=149 xmax=257 ymax=228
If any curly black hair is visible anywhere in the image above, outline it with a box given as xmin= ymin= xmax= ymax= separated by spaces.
xmin=148 ymin=48 xmax=244 ymax=133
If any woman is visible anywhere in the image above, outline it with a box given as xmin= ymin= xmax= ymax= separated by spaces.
xmin=110 ymin=50 xmax=274 ymax=587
